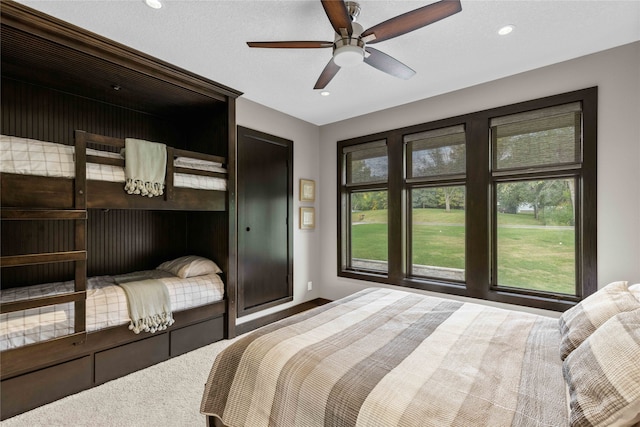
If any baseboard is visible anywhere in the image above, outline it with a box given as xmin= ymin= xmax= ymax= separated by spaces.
xmin=236 ymin=298 xmax=330 ymax=336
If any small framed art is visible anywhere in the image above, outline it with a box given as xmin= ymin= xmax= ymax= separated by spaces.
xmin=300 ymin=179 xmax=315 ymax=202
xmin=300 ymin=207 xmax=315 ymax=230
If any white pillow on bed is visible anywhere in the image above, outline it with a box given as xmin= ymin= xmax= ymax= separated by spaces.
xmin=157 ymin=255 xmax=222 ymax=278
xmin=563 ymin=309 xmax=640 ymax=427
xmin=174 ymin=157 xmax=226 ymax=173
xmin=558 ymin=281 xmax=639 ymax=360
xmin=630 ymin=284 xmax=640 ymax=302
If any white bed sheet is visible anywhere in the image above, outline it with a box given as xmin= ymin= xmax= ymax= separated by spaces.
xmin=0 ymin=135 xmax=227 ymax=191
xmin=0 ymin=270 xmax=225 ymax=351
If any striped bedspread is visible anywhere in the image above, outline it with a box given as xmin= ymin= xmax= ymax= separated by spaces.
xmin=201 ymin=288 xmax=569 ymax=427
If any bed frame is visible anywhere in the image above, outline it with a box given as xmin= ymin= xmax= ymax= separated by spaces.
xmin=2 ymin=130 xmax=229 ymax=211
xmin=1 ymin=1 xmax=241 ymax=420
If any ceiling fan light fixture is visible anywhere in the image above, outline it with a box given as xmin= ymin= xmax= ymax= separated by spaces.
xmin=333 ymin=45 xmax=364 ymax=68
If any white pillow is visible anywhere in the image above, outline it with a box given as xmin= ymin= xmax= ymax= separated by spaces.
xmin=630 ymin=284 xmax=640 ymax=303
xmin=157 ymin=255 xmax=222 ymax=278
xmin=174 ymin=157 xmax=226 ymax=173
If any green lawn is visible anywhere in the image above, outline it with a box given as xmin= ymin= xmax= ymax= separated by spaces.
xmin=351 ymin=208 xmax=575 ymax=295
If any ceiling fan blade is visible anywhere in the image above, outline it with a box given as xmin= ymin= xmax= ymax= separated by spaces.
xmin=364 ymin=47 xmax=416 ymax=80
xmin=247 ymin=41 xmax=333 ymax=49
xmin=314 ymin=59 xmax=341 ymax=89
xmin=362 ymin=0 xmax=462 ymax=44
xmin=321 ymin=0 xmax=353 ymax=36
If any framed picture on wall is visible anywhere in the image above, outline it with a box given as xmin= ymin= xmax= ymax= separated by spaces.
xmin=300 ymin=207 xmax=315 ymax=230
xmin=300 ymin=179 xmax=315 ymax=202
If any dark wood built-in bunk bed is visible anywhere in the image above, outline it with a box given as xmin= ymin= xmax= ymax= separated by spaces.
xmin=0 ymin=1 xmax=241 ymax=419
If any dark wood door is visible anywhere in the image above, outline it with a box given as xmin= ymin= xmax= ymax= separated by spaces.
xmin=237 ymin=127 xmax=293 ymax=316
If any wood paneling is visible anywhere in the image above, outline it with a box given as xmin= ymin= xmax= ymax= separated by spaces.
xmin=87 ymin=209 xmax=188 ymax=276
xmin=1 ymin=77 xmax=179 ymax=146
xmin=1 ymin=209 xmax=233 ymax=287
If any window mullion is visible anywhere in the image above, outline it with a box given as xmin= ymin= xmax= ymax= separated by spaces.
xmin=466 ymin=116 xmax=491 ymax=300
xmin=387 ymin=134 xmax=404 ymax=283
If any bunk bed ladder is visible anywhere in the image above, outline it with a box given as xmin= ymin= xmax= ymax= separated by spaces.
xmin=0 ymin=134 xmax=88 ymax=344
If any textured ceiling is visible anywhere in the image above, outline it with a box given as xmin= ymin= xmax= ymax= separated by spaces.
xmin=17 ymin=0 xmax=640 ymax=125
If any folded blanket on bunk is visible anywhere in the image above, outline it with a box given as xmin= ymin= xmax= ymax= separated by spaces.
xmin=114 ymin=273 xmax=174 ymax=334
xmin=122 ymin=138 xmax=166 ymax=197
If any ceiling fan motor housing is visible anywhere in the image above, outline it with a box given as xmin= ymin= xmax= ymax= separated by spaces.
xmin=333 ymin=21 xmax=365 ymax=67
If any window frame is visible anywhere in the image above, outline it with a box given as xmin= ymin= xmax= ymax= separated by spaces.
xmin=337 ymin=87 xmax=597 ymax=311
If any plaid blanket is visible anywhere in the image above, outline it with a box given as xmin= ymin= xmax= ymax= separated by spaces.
xmin=201 ymin=288 xmax=569 ymax=427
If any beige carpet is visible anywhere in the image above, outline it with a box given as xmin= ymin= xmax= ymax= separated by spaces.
xmin=1 ymin=337 xmax=239 ymax=427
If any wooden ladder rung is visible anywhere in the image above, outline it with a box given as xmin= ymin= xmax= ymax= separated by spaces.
xmin=174 ymin=167 xmax=227 ymax=179
xmin=1 ymin=209 xmax=87 ymax=220
xmin=86 ymin=155 xmax=124 ymax=167
xmin=0 ymin=251 xmax=86 ymax=268
xmin=0 ymin=291 xmax=86 ymax=314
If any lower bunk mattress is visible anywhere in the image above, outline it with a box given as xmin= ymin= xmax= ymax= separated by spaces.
xmin=0 ymin=270 xmax=224 ymax=351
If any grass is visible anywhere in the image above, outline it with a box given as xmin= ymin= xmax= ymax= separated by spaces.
xmin=351 ymin=208 xmax=575 ymax=295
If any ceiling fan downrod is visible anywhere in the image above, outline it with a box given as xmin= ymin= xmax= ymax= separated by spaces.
xmin=332 ymin=2 xmax=365 ymax=68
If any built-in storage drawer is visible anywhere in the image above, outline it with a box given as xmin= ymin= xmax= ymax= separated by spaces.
xmin=95 ymin=333 xmax=169 ymax=385
xmin=1 ymin=356 xmax=92 ymax=420
xmin=170 ymin=316 xmax=224 ymax=357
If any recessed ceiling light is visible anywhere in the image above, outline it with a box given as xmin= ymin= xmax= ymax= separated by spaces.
xmin=320 ymin=91 xmax=331 ymax=97
xmin=498 ymin=25 xmax=515 ymax=36
xmin=144 ymin=0 xmax=162 ymax=9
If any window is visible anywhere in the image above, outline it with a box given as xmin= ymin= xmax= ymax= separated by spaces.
xmin=341 ymin=141 xmax=388 ymax=273
xmin=338 ymin=88 xmax=597 ymax=311
xmin=491 ymin=103 xmax=582 ymax=297
xmin=406 ymin=126 xmax=466 ymax=282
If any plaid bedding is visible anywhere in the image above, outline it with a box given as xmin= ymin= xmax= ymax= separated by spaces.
xmin=0 ymin=270 xmax=224 ymax=351
xmin=0 ymin=135 xmax=226 ymax=191
xmin=201 ymin=288 xmax=569 ymax=427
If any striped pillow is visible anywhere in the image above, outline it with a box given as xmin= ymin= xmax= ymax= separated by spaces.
xmin=559 ymin=281 xmax=639 ymax=360
xmin=563 ymin=309 xmax=640 ymax=427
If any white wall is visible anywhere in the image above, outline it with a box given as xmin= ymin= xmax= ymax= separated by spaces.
xmin=318 ymin=41 xmax=640 ymax=314
xmin=235 ymin=98 xmax=321 ymax=324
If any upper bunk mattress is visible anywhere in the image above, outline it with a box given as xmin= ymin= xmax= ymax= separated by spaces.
xmin=0 ymin=135 xmax=227 ymax=191
xmin=0 ymin=270 xmax=224 ymax=351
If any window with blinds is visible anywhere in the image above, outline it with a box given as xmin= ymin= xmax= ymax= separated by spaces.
xmin=492 ymin=103 xmax=582 ymax=171
xmin=491 ymin=102 xmax=583 ymax=296
xmin=341 ymin=140 xmax=388 ymax=273
xmin=337 ymin=88 xmax=596 ymax=311
xmin=405 ymin=125 xmax=466 ymax=282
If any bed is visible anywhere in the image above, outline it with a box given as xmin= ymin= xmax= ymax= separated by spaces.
xmin=201 ymin=285 xmax=640 ymax=427
xmin=1 ymin=258 xmax=225 ymax=351
xmin=0 ymin=131 xmax=228 ymax=211
xmin=1 ymin=2 xmax=240 ymax=419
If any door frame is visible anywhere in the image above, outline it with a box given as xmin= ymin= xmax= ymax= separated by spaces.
xmin=236 ymin=126 xmax=293 ymax=317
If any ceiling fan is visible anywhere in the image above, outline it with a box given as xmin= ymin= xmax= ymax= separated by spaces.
xmin=247 ymin=0 xmax=462 ymax=89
